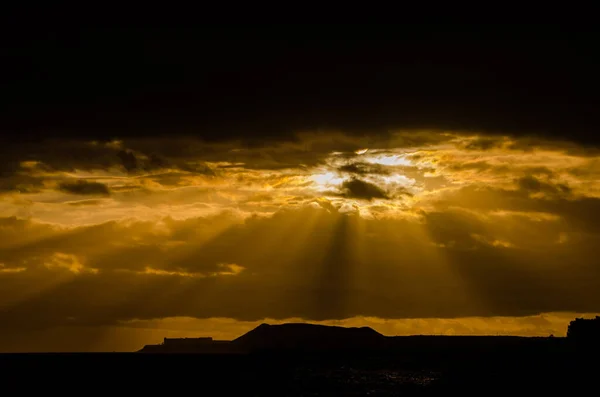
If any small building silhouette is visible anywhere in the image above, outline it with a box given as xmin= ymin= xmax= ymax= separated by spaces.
xmin=138 ymin=336 xmax=238 ymax=353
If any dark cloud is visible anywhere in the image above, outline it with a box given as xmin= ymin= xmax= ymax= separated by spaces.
xmin=58 ymin=180 xmax=110 ymax=196
xmin=0 ymin=159 xmax=47 ymax=193
xmin=339 ymin=162 xmax=390 ymax=176
xmin=0 ymin=139 xmax=223 ymax=196
xmin=516 ymin=176 xmax=571 ymax=197
xmin=445 ymin=161 xmax=557 ymax=180
xmin=0 ymin=174 xmax=44 ymax=193
xmin=462 ymin=137 xmax=506 ymax=151
xmin=1 ymin=26 xmax=600 ymax=350
xmin=505 ymin=138 xmax=600 ymax=157
xmin=177 ymin=162 xmax=216 ymax=176
xmin=2 ymin=26 xmax=600 ymax=148
xmin=340 ymin=179 xmax=389 ymax=200
xmin=116 ymin=150 xmax=138 ymax=172
xmin=525 ymin=167 xmax=555 ymax=177
xmin=433 ymin=184 xmax=600 ymax=235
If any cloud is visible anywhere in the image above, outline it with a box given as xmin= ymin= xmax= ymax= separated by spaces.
xmin=132 ymin=263 xmax=244 ymax=278
xmin=516 ymin=175 xmax=571 ymax=198
xmin=340 ymin=178 xmax=389 ymax=200
xmin=3 ymin=29 xmax=600 ymax=351
xmin=116 ymin=150 xmax=138 ymax=172
xmin=0 ymin=161 xmax=46 ymax=193
xmin=461 ymin=136 xmax=509 ymax=151
xmin=0 ymin=130 xmax=600 ymax=346
xmin=338 ymin=162 xmax=390 ymax=176
xmin=0 ymin=196 xmax=599 ymax=332
xmin=67 ymin=199 xmax=108 ymax=206
xmin=44 ymin=252 xmax=98 ymax=274
xmin=0 ymin=263 xmax=25 ymax=274
xmin=58 ymin=180 xmax=110 ymax=196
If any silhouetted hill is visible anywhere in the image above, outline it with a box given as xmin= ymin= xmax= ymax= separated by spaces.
xmin=232 ymin=323 xmax=386 ymax=351
xmin=20 ymin=319 xmax=597 ymax=394
xmin=137 ymin=319 xmax=600 ymax=357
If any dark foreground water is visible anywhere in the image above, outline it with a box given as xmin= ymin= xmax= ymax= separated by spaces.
xmin=0 ymin=349 xmax=597 ymax=395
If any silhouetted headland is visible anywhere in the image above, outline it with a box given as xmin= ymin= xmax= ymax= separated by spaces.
xmin=2 ymin=318 xmax=599 ymax=394
xmin=137 ymin=319 xmax=600 ymax=355
xmin=138 ymin=323 xmax=386 ymax=353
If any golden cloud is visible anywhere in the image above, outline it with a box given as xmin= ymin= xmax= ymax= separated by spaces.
xmin=1 ymin=130 xmax=599 ymax=350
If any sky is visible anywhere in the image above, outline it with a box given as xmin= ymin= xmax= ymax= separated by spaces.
xmin=1 ymin=24 xmax=599 ymax=351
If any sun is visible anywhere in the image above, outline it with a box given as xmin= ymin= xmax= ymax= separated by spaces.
xmin=306 ymin=150 xmax=418 ymax=212
xmin=310 ymin=172 xmax=346 ymax=191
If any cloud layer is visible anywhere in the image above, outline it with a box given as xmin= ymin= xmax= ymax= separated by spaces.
xmin=1 ymin=130 xmax=599 ymax=349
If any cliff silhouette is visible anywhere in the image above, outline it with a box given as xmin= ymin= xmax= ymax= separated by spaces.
xmin=136 ymin=320 xmax=587 ymax=354
xmin=3 ymin=320 xmax=597 ymax=395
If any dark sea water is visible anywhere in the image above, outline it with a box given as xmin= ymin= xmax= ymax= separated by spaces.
xmin=288 ymin=367 xmax=439 ymax=395
xmin=0 ymin=350 xmax=597 ymax=395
